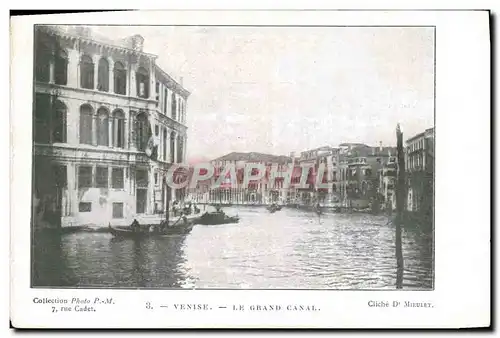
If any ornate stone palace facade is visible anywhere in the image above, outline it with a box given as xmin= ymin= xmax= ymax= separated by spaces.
xmin=32 ymin=25 xmax=190 ymax=228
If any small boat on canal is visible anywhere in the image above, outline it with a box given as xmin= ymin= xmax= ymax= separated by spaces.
xmin=197 ymin=208 xmax=240 ymax=225
xmin=108 ymin=216 xmax=194 ymax=239
xmin=267 ymin=203 xmax=282 ymax=213
xmin=197 ymin=212 xmax=240 ymax=225
xmin=196 ymin=202 xmax=241 ymax=226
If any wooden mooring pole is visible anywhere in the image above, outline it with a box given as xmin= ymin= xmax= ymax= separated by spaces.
xmin=395 ymin=124 xmax=406 ymax=289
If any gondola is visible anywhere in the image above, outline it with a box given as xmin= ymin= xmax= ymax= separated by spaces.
xmin=197 ymin=211 xmax=240 ymax=225
xmin=108 ymin=218 xmax=194 ymax=239
xmin=267 ymin=204 xmax=282 ymax=213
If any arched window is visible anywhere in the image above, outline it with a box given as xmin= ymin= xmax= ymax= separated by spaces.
xmin=361 ymin=181 xmax=368 ymax=195
xmin=163 ymin=88 xmax=168 ymax=114
xmin=34 ymin=93 xmax=51 ymax=143
xmin=112 ymin=110 xmax=125 ymax=148
xmin=136 ymin=67 xmax=149 ymax=98
xmin=80 ymin=55 xmax=94 ymax=89
xmin=170 ymin=132 xmax=175 ymax=163
xmin=162 ymin=128 xmax=167 ymax=161
xmin=54 ymin=50 xmax=68 ymax=85
xmin=114 ymin=62 xmax=127 ymax=95
xmin=177 ymin=136 xmax=183 ymax=163
xmin=135 ymin=112 xmax=149 ymax=151
xmin=79 ymin=104 xmax=93 ymax=144
xmin=179 ymin=101 xmax=183 ymax=123
xmin=155 ymin=81 xmax=160 ymax=103
xmin=97 ymin=107 xmax=109 ymax=146
xmin=180 ymin=101 xmax=184 ymax=122
xmin=52 ymin=100 xmax=67 ymax=143
xmin=97 ymin=58 xmax=109 ymax=92
xmin=35 ymin=42 xmax=51 ymax=82
xmin=171 ymin=93 xmax=177 ymax=120
xmin=332 ymin=183 xmax=337 ymax=193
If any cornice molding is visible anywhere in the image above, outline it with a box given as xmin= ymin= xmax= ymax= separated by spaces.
xmin=36 ymin=25 xmax=158 ymax=61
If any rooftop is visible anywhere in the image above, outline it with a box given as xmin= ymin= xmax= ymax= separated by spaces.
xmin=346 ymin=146 xmax=397 ymax=157
xmin=339 ymin=142 xmax=369 ymax=147
xmin=37 ymin=25 xmax=190 ymax=96
xmin=213 ymin=152 xmax=292 ymax=164
xmin=407 ymin=127 xmax=435 ymax=143
xmin=38 ymin=25 xmax=157 ymax=58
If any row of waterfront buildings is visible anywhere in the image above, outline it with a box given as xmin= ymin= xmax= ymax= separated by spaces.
xmin=187 ymin=128 xmax=434 ymax=215
xmin=31 ymin=25 xmax=434 ymax=229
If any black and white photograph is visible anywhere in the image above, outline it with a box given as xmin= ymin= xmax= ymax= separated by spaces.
xmin=31 ymin=23 xmax=435 ymax=290
xmin=9 ymin=9 xmax=490 ymax=329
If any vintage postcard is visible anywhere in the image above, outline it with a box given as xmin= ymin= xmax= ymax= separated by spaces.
xmin=9 ymin=10 xmax=490 ymax=329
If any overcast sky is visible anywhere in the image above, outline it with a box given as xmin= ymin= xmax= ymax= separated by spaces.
xmin=93 ymin=26 xmax=434 ymax=161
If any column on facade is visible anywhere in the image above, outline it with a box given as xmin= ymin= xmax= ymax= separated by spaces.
xmin=183 ymin=99 xmax=187 ymax=124
xmin=177 ymin=97 xmax=182 ymax=123
xmin=108 ymin=56 xmax=114 ymax=94
xmin=163 ymin=126 xmax=168 ymax=163
xmin=49 ymin=56 xmax=55 ymax=84
xmin=163 ymin=127 xmax=168 ymax=162
xmin=176 ymin=135 xmax=182 ymax=163
xmin=129 ymin=61 xmax=137 ymax=98
xmin=148 ymin=166 xmax=155 ymax=214
xmin=166 ymin=129 xmax=171 ymax=163
xmin=182 ymin=135 xmax=187 ymax=164
xmin=92 ymin=54 xmax=99 ymax=90
xmin=169 ymin=130 xmax=176 ymax=199
xmin=65 ymin=100 xmax=79 ymax=146
xmin=123 ymin=119 xmax=129 ymax=150
xmin=92 ymin=106 xmax=98 ymax=146
xmin=158 ymin=126 xmax=163 ymax=162
xmin=172 ymin=92 xmax=177 ymax=120
xmin=172 ymin=131 xmax=177 ymax=163
xmin=183 ymin=98 xmax=186 ymax=124
xmin=159 ymin=83 xmax=164 ymax=113
xmin=108 ymin=111 xmax=113 ymax=147
xmin=67 ymin=46 xmax=80 ymax=88
xmin=149 ymin=59 xmax=156 ymax=100
xmin=67 ymin=163 xmax=78 ymax=216
xmin=164 ymin=87 xmax=169 ymax=116
xmin=128 ymin=166 xmax=136 ymax=216
xmin=128 ymin=111 xmax=137 ymax=151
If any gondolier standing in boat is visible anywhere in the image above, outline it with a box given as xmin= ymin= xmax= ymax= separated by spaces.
xmin=131 ymin=219 xmax=141 ymax=232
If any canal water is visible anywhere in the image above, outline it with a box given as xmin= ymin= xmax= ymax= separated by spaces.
xmin=32 ymin=207 xmax=433 ymax=290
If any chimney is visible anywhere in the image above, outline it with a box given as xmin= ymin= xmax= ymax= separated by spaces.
xmin=74 ymin=26 xmax=92 ymax=38
xmin=130 ymin=34 xmax=144 ymax=52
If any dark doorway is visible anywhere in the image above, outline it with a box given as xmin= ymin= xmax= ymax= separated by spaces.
xmin=136 ymin=168 xmax=149 ymax=214
xmin=33 ymin=159 xmax=66 ymax=229
xmin=136 ymin=190 xmax=147 ymax=214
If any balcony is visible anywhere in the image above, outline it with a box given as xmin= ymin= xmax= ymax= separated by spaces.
xmin=382 ymin=168 xmax=397 ymax=177
xmin=347 ymin=158 xmax=367 ymax=166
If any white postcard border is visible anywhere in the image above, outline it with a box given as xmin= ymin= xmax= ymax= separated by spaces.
xmin=10 ymin=10 xmax=490 ymax=329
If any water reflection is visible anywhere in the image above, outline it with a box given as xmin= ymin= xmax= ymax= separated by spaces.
xmin=32 ymin=207 xmax=433 ymax=289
